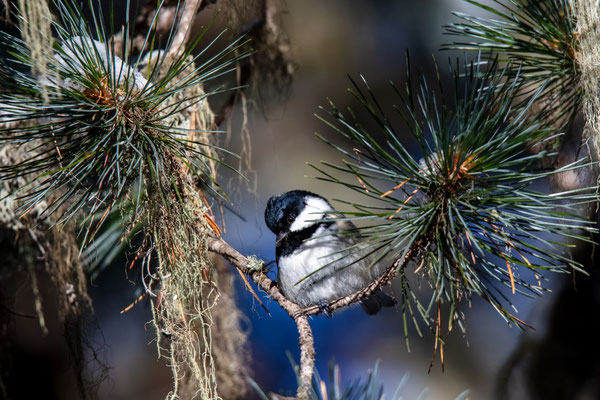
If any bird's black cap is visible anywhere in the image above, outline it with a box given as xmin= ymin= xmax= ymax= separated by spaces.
xmin=264 ymin=190 xmax=326 ymax=234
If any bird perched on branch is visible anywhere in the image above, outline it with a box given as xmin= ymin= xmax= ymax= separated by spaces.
xmin=264 ymin=190 xmax=396 ymax=315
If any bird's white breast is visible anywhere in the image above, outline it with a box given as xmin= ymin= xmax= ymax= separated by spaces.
xmin=278 ymin=224 xmax=383 ymax=307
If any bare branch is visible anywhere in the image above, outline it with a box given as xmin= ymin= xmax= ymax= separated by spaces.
xmin=294 ymin=314 xmax=314 ymax=400
xmin=207 ymin=235 xmax=420 ymax=398
xmin=207 ymin=236 xmax=313 ymax=399
xmin=168 ymin=0 xmax=202 ymax=57
xmin=206 ymin=236 xmax=302 ymax=316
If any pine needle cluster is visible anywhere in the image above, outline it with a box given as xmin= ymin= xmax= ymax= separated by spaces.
xmin=251 ymin=360 xmax=470 ymax=400
xmin=314 ymin=55 xmax=597 ymax=348
xmin=0 ymin=0 xmax=246 ymax=246
xmin=444 ymin=0 xmax=580 ymax=128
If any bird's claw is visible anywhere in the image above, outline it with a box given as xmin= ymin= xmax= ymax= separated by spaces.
xmin=318 ymin=300 xmax=332 ymax=317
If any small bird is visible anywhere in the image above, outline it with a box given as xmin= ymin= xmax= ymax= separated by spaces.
xmin=264 ymin=190 xmax=396 ymax=315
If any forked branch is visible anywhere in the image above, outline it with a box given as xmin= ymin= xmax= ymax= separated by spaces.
xmin=206 ymin=236 xmax=418 ymax=399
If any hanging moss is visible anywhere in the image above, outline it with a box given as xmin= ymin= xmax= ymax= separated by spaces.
xmin=0 ymin=142 xmax=102 ymax=399
xmin=17 ymin=0 xmax=56 ymax=102
xmin=135 ymin=52 xmax=248 ymax=399
xmin=577 ymin=0 xmax=600 ymax=159
xmin=1 ymin=2 xmax=251 ymax=397
xmin=147 ymin=171 xmax=219 ymax=400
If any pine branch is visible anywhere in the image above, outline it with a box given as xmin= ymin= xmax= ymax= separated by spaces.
xmin=0 ymin=0 xmax=249 ymax=245
xmin=0 ymin=1 xmax=250 ymax=397
xmin=312 ymin=56 xmax=598 ymax=341
xmin=444 ymin=0 xmax=581 ymax=128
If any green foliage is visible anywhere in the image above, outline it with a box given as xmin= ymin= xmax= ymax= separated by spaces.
xmin=0 ymin=0 xmax=247 ymax=246
xmin=250 ymin=360 xmax=470 ymax=400
xmin=313 ymin=57 xmax=597 ymax=338
xmin=80 ymin=200 xmax=140 ymax=279
xmin=444 ymin=0 xmax=580 ymax=127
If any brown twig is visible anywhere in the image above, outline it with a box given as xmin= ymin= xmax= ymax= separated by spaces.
xmin=206 ymin=236 xmax=420 ymax=399
xmin=294 ymin=314 xmax=314 ymax=400
xmin=167 ymin=0 xmax=202 ymax=58
xmin=206 ymin=236 xmax=313 ymax=399
xmin=302 ymin=245 xmax=420 ymax=316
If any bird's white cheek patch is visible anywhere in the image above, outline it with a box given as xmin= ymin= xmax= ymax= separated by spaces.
xmin=289 ymin=197 xmax=333 ymax=232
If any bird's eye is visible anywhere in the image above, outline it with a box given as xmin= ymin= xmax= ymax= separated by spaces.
xmin=287 ymin=214 xmax=295 ymax=223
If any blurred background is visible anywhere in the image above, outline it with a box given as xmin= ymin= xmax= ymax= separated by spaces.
xmin=1 ymin=1 xmax=579 ymax=399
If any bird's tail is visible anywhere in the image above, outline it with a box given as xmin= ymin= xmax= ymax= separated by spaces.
xmin=360 ymin=291 xmax=397 ymax=315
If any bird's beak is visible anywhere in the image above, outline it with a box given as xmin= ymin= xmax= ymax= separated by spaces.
xmin=276 ymin=232 xmax=288 ymax=246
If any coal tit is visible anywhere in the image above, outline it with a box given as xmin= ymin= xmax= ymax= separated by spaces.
xmin=264 ymin=190 xmax=396 ymax=315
